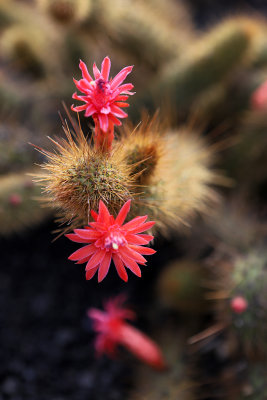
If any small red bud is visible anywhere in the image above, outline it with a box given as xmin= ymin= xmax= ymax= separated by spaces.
xmin=230 ymin=296 xmax=248 ymax=314
xmin=9 ymin=193 xmax=22 ymax=206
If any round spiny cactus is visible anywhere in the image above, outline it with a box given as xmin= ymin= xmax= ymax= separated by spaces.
xmin=118 ymin=117 xmax=165 ymax=185
xmin=37 ymin=126 xmax=134 ymax=231
xmin=119 ymin=120 xmax=221 ymax=235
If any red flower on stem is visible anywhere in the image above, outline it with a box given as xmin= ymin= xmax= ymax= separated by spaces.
xmin=72 ymin=56 xmax=134 ymax=151
xmin=88 ymin=296 xmax=165 ymax=370
xmin=66 ymin=200 xmax=156 ymax=282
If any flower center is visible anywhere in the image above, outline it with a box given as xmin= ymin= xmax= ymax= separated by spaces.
xmin=91 ymin=78 xmax=111 ymax=112
xmin=104 ymin=230 xmax=126 ymax=250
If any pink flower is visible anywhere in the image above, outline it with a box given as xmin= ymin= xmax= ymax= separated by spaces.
xmin=71 ymin=56 xmax=134 ymax=132
xmin=88 ymin=296 xmax=165 ymax=370
xmin=230 ymin=296 xmax=248 ymax=314
xmin=66 ymin=200 xmax=156 ymax=282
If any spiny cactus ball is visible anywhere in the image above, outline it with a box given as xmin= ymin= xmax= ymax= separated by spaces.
xmin=37 ymin=127 xmax=133 ymax=230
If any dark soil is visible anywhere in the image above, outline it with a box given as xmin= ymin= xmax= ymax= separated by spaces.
xmin=0 ymin=219 xmax=180 ymax=400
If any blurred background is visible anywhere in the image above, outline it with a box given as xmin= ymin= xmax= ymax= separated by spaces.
xmin=1 ymin=0 xmax=267 ymax=399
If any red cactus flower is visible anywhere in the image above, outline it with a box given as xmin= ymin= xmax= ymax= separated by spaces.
xmin=66 ymin=200 xmax=156 ymax=282
xmin=88 ymin=296 xmax=165 ymax=370
xmin=72 ymin=56 xmax=134 ymax=150
xmin=230 ymin=295 xmax=248 ymax=314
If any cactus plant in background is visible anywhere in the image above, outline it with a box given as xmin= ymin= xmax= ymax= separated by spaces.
xmin=0 ymin=171 xmax=51 ymax=235
xmin=1 ymin=1 xmax=267 ymax=399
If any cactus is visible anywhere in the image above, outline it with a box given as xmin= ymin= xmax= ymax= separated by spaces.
xmin=134 ymin=17 xmax=258 ymax=115
xmin=0 ymin=23 xmax=63 ymax=78
xmin=95 ymin=0 xmax=193 ymax=70
xmin=119 ymin=120 xmax=221 ymax=235
xmin=0 ymin=123 xmax=46 ymax=175
xmin=0 ymin=171 xmax=52 ymax=235
xmin=37 ymin=0 xmax=92 ymax=25
xmin=229 ymin=251 xmax=267 ymax=360
xmin=36 ymin=123 xmax=134 ymax=231
xmin=227 ymin=111 xmax=267 ymax=197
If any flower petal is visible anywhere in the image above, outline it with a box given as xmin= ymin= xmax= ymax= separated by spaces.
xmin=91 ymin=210 xmax=98 ymax=221
xmin=93 ymin=62 xmax=101 ymax=79
xmin=85 ymin=249 xmax=106 ymax=270
xmin=68 ymin=244 xmax=96 ymax=261
xmin=86 ymin=266 xmax=98 ymax=280
xmin=114 ymin=102 xmax=129 ymax=108
xmin=79 ymin=60 xmax=93 ymax=82
xmin=98 ymin=252 xmax=112 ymax=282
xmin=123 ymin=216 xmax=147 ymax=231
xmin=98 ymin=200 xmax=111 ymax=224
xmin=74 ymin=78 xmax=93 ymax=93
xmin=101 ymin=56 xmax=111 ymax=80
xmin=110 ymin=66 xmax=133 ymax=90
xmin=71 ymin=104 xmax=87 ymax=112
xmin=115 ymin=199 xmax=131 ymax=225
xmin=125 ymin=233 xmax=151 ymax=245
xmin=76 ymin=255 xmax=92 ymax=264
xmin=65 ymin=233 xmax=89 ymax=243
xmin=98 ymin=113 xmax=109 ymax=132
xmin=120 ymin=253 xmax=142 ymax=277
xmin=120 ymin=246 xmax=147 ymax=265
xmin=85 ymin=104 xmax=96 ymax=117
xmin=74 ymin=229 xmax=101 ymax=240
xmin=128 ymin=221 xmax=155 ymax=234
xmin=112 ymin=254 xmax=128 ymax=282
xmin=129 ymin=245 xmax=156 ymax=255
xmin=108 ymin=114 xmax=122 ymax=126
xmin=110 ymin=104 xmax=128 ymax=118
xmin=116 ymin=95 xmax=129 ymax=101
xmin=116 ymin=83 xmax=134 ymax=94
